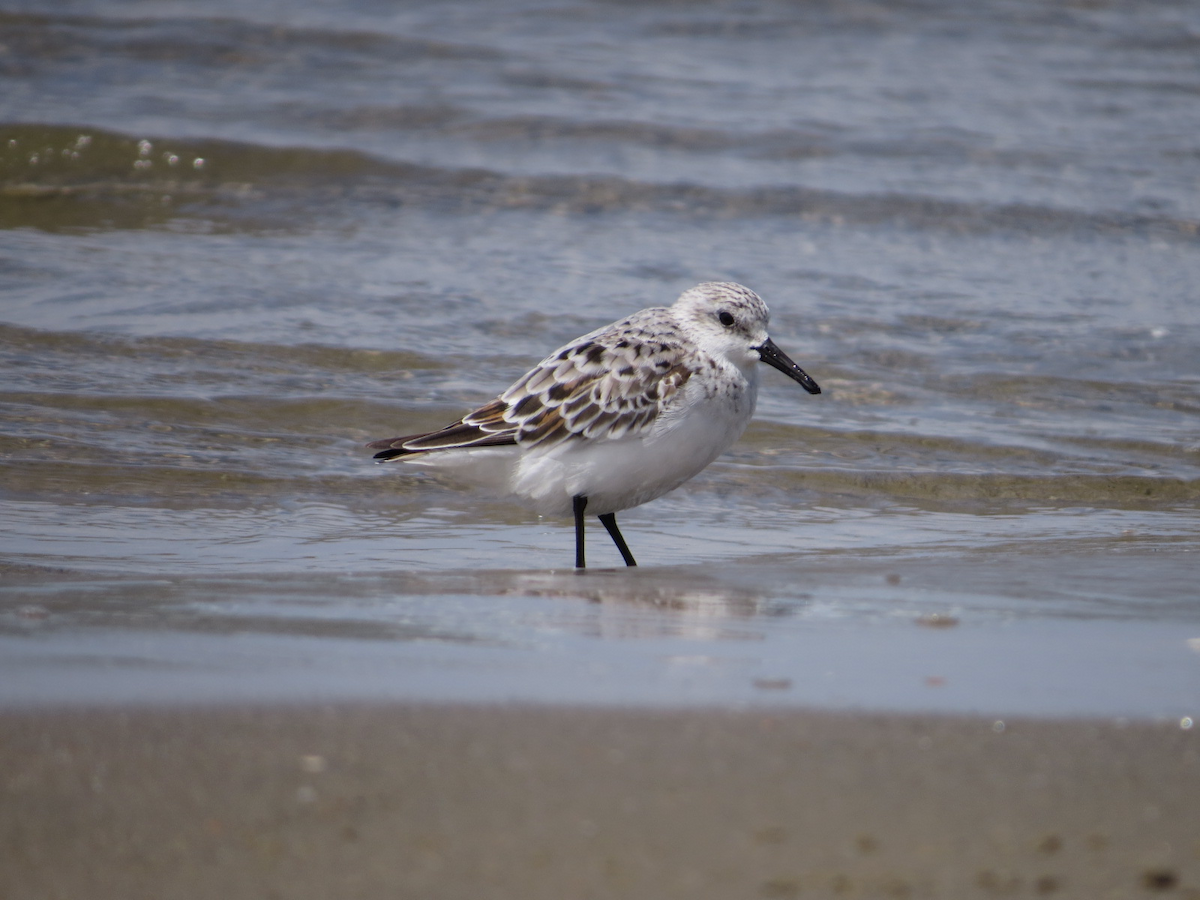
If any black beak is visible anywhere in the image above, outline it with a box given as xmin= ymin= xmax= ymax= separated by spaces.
xmin=756 ymin=338 xmax=821 ymax=395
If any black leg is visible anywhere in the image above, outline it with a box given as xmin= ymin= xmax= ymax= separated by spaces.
xmin=573 ymin=495 xmax=587 ymax=569
xmin=598 ymin=512 xmax=638 ymax=567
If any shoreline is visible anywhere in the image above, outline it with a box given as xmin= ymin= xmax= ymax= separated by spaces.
xmin=3 ymin=702 xmax=1197 ymax=898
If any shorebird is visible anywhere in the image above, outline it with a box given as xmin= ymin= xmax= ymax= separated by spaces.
xmin=369 ymin=282 xmax=820 ymax=567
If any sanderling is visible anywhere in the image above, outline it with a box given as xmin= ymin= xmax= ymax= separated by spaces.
xmin=369 ymin=282 xmax=820 ymax=568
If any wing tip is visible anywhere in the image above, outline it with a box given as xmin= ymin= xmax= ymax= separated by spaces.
xmin=366 ymin=430 xmax=519 ymax=460
xmin=366 ymin=432 xmax=427 ymax=460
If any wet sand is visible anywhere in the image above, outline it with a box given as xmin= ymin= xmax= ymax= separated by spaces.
xmin=2 ymin=704 xmax=1197 ymax=899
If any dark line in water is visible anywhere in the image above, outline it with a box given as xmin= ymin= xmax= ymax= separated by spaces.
xmin=4 ymin=124 xmax=1198 ymax=241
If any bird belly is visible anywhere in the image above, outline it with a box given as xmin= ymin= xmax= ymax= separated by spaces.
xmin=511 ymin=386 xmax=756 ymax=517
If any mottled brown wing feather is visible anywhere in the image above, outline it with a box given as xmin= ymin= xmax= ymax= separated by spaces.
xmin=369 ymin=323 xmax=695 ymax=459
xmin=496 ymin=333 xmax=693 ymax=449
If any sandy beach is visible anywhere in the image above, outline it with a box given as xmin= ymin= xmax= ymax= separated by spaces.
xmin=2 ymin=703 xmax=1197 ymax=899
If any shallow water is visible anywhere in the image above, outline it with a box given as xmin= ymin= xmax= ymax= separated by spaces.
xmin=1 ymin=0 xmax=1198 ymax=717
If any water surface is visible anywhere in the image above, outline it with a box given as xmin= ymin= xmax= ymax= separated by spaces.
xmin=1 ymin=0 xmax=1198 ymax=717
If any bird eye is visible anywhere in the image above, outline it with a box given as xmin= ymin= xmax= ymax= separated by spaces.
xmin=718 ymin=311 xmax=735 ymax=327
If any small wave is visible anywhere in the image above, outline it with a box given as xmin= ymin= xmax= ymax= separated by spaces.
xmin=744 ymin=467 xmax=1200 ymax=508
xmin=0 ymin=321 xmax=438 ymax=374
xmin=0 ymin=11 xmax=500 ymax=66
xmin=4 ymin=124 xmax=1198 ymax=241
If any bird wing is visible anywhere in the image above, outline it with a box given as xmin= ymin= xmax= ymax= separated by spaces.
xmin=369 ymin=327 xmax=695 ymax=459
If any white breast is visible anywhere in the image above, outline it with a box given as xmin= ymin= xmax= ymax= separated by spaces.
xmin=510 ymin=362 xmax=760 ymax=517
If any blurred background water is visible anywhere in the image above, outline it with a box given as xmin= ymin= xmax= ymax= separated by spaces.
xmin=1 ymin=0 xmax=1198 ymax=716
